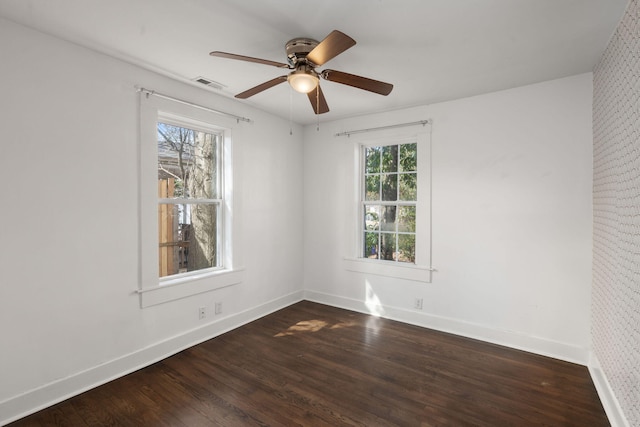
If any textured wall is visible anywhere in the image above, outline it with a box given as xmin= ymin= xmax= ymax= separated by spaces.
xmin=592 ymin=0 xmax=640 ymax=425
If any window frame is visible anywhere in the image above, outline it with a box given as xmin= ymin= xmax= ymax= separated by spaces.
xmin=344 ymin=129 xmax=432 ymax=283
xmin=138 ymin=95 xmax=242 ymax=308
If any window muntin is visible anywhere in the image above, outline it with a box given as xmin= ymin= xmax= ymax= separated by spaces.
xmin=157 ymin=121 xmax=222 ymax=278
xmin=362 ymin=142 xmax=417 ymax=263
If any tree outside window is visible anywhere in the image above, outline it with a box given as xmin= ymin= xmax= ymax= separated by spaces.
xmin=157 ymin=122 xmax=221 ymax=277
xmin=363 ymin=142 xmax=417 ymax=263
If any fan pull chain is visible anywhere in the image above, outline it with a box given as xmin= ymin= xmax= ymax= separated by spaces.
xmin=289 ymin=85 xmax=293 ymax=135
xmin=316 ymin=87 xmax=320 ymax=131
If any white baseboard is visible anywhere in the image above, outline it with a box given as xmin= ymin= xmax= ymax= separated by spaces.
xmin=0 ymin=290 xmax=304 ymax=426
xmin=304 ymin=290 xmax=589 ymax=365
xmin=588 ymin=352 xmax=630 ymax=427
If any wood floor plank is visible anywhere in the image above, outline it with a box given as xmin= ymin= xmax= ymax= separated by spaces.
xmin=8 ymin=301 xmax=609 ymax=426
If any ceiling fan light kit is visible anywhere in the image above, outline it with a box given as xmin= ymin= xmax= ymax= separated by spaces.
xmin=210 ymin=30 xmax=393 ymax=115
xmin=287 ymin=65 xmax=319 ymax=93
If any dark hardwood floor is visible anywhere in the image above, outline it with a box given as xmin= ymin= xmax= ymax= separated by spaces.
xmin=9 ymin=301 xmax=609 ymax=426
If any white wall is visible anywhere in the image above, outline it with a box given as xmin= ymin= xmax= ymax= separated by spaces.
xmin=0 ymin=18 xmax=304 ymax=423
xmin=303 ymin=73 xmax=594 ymax=363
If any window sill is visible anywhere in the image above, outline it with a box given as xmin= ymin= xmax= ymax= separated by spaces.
xmin=138 ymin=268 xmax=244 ymax=308
xmin=343 ymin=258 xmax=432 ymax=283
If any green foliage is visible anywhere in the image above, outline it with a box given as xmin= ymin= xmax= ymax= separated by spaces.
xmin=362 ymin=142 xmax=418 ymax=263
xmin=365 ymin=146 xmax=381 ymax=173
xmin=399 ymin=143 xmax=417 ymax=171
xmin=365 ymin=175 xmax=379 ymax=201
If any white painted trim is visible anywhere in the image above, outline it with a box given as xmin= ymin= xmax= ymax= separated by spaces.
xmin=343 ymin=257 xmax=433 ymax=283
xmin=304 ymin=290 xmax=589 ymax=365
xmin=588 ymin=352 xmax=631 ymax=427
xmin=0 ymin=291 xmax=304 ymax=426
xmin=140 ymin=268 xmax=244 ymax=308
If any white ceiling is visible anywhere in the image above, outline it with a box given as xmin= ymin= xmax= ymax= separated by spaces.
xmin=0 ymin=0 xmax=627 ymax=125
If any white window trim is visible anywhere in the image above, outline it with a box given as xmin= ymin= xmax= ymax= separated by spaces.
xmin=343 ymin=127 xmax=432 ymax=283
xmin=138 ymin=94 xmax=243 ymax=307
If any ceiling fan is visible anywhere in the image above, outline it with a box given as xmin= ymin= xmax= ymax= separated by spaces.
xmin=209 ymin=30 xmax=393 ymax=115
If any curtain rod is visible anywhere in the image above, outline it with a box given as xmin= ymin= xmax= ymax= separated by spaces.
xmin=335 ymin=119 xmax=431 ymax=137
xmin=136 ymin=86 xmax=253 ymax=124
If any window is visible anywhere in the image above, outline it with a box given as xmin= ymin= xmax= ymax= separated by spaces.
xmin=363 ymin=142 xmax=417 ymax=263
xmin=157 ymin=121 xmax=222 ymax=278
xmin=344 ymin=129 xmax=432 ymax=283
xmin=138 ymin=95 xmax=242 ymax=307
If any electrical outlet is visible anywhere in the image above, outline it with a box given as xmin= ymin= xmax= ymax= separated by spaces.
xmin=414 ymin=298 xmax=423 ymax=310
xmin=198 ymin=307 xmax=206 ymax=320
xmin=215 ymin=302 xmax=222 ymax=315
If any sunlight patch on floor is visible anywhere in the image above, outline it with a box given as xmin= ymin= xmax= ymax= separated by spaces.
xmin=274 ymin=319 xmax=355 ymax=337
xmin=365 ymin=281 xmax=386 ymax=317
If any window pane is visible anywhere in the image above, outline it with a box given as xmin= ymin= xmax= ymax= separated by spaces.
xmin=380 ymin=233 xmax=397 ymax=261
xmin=364 ymin=205 xmax=381 ymax=231
xmin=158 ymin=203 xmax=218 ymax=277
xmin=158 ymin=203 xmax=180 ymax=277
xmin=190 ymin=132 xmax=218 ymax=199
xmin=365 ymin=175 xmax=380 ymax=201
xmin=381 ymin=145 xmax=398 ymax=173
xmin=381 ymin=174 xmax=398 ymax=201
xmin=398 ymin=206 xmax=416 ymax=232
xmin=398 ymin=234 xmax=416 ymax=263
xmin=381 ymin=205 xmax=397 ymax=232
xmin=365 ymin=146 xmax=380 ymax=173
xmin=400 ymin=143 xmax=417 ymax=172
xmin=158 ymin=177 xmax=176 ymax=198
xmin=364 ymin=232 xmax=379 ymax=259
xmin=399 ymin=173 xmax=417 ymax=201
xmin=158 ymin=123 xmax=218 ymax=199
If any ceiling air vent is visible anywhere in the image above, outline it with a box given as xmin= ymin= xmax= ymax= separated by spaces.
xmin=191 ymin=76 xmax=225 ymax=90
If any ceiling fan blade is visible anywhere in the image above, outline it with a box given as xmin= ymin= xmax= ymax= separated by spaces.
xmin=210 ymin=51 xmax=289 ymax=68
xmin=235 ymin=76 xmax=288 ymax=99
xmin=307 ymin=85 xmax=330 ymax=114
xmin=306 ymin=30 xmax=356 ymax=66
xmin=322 ymin=70 xmax=393 ymax=96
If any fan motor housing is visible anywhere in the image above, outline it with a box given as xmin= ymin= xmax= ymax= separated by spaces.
xmin=285 ymin=37 xmax=319 ymax=66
